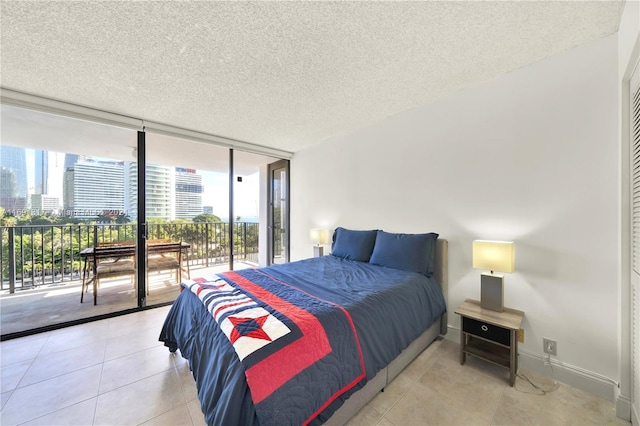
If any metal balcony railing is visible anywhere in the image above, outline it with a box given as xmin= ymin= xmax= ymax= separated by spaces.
xmin=0 ymin=222 xmax=259 ymax=293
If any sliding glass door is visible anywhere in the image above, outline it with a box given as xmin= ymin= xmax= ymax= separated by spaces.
xmin=0 ymin=104 xmax=139 ymax=335
xmin=143 ymin=131 xmax=230 ymax=307
xmin=233 ymin=151 xmax=283 ymax=269
xmin=0 ymin=102 xmax=291 ymax=337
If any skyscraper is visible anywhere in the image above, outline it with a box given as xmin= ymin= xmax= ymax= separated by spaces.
xmin=64 ymin=153 xmax=79 ymax=170
xmin=175 ymin=167 xmax=203 ymax=220
xmin=63 ymin=159 xmax=125 ymax=219
xmin=0 ymin=145 xmax=28 ymax=212
xmin=34 ymin=150 xmax=48 ymax=195
xmin=126 ymin=162 xmax=172 ymax=221
xmin=63 ymin=153 xmax=79 ymax=213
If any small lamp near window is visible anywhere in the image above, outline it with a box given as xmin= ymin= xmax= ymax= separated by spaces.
xmin=472 ymin=240 xmax=515 ymax=312
xmin=310 ymin=228 xmax=329 ymax=257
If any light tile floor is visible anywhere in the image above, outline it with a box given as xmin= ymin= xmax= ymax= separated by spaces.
xmin=0 ymin=306 xmax=630 ymax=426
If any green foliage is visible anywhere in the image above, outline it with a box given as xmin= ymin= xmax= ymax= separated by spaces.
xmin=147 ymin=218 xmax=168 ymax=224
xmin=95 ymin=212 xmax=130 ymax=224
xmin=1 ymin=215 xmax=17 ymax=227
xmin=2 ymin=216 xmax=260 ymax=287
xmin=1 ymin=224 xmax=84 ymax=282
xmin=193 ymin=213 xmax=222 ymax=223
xmin=30 ymin=214 xmax=55 ymax=225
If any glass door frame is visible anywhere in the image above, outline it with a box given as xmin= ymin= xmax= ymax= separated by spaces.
xmin=136 ymin=130 xmax=147 ymax=307
xmin=267 ymin=159 xmax=290 ymax=265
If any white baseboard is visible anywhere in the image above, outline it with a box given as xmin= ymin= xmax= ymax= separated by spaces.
xmin=615 ymin=392 xmax=632 ymax=422
xmin=445 ymin=327 xmax=620 ymax=404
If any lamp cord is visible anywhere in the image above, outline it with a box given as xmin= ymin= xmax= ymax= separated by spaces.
xmin=515 ymin=372 xmax=559 ymax=395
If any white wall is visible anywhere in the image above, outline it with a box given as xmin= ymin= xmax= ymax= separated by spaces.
xmin=291 ymin=34 xmax=619 ymax=390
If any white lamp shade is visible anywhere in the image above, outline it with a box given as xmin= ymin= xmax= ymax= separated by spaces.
xmin=310 ymin=228 xmax=329 ymax=245
xmin=472 ymin=240 xmax=515 ymax=273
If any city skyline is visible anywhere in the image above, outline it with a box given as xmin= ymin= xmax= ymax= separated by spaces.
xmin=1 ymin=146 xmax=260 ymax=221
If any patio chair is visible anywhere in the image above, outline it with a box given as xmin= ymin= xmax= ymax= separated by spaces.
xmin=81 ymin=241 xmax=136 ymax=305
xmin=146 ymin=240 xmax=183 ymax=293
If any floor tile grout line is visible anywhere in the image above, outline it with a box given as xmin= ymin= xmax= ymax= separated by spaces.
xmin=101 ymin=337 xmax=170 ymax=366
xmin=424 ymin=375 xmax=501 ymax=424
xmin=134 ymin=364 xmax=195 ymax=426
xmin=91 ymin=394 xmax=100 ymax=426
xmin=130 ymin=368 xmax=190 ymax=426
xmin=372 ymin=339 xmax=445 ymax=422
xmin=35 ymin=335 xmax=111 ymax=360
xmin=170 ymin=353 xmax=191 ymax=405
xmin=0 ymin=389 xmax=14 ymax=413
xmin=4 ymin=359 xmax=35 ymax=395
xmin=171 ymin=356 xmax=197 ymax=426
xmin=0 ymin=334 xmax=51 ymax=372
xmin=95 ymin=335 xmax=107 ymax=421
xmin=376 ymin=382 xmax=414 ymax=422
xmin=11 ymin=395 xmax=99 ymax=426
xmin=376 ymin=414 xmax=394 ymax=426
xmin=8 ymin=334 xmax=59 ymax=392
xmin=373 ymin=354 xmax=436 ymax=423
xmin=8 ymin=362 xmax=105 ymax=403
xmin=96 ymin=364 xmax=177 ymax=398
xmin=11 ymin=341 xmax=108 ymax=391
xmin=488 ymin=377 xmax=508 ymax=426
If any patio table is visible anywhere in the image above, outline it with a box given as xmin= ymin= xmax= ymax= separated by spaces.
xmin=80 ymin=241 xmax=190 ymax=305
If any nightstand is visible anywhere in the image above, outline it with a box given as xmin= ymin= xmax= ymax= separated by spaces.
xmin=454 ymin=299 xmax=524 ymax=386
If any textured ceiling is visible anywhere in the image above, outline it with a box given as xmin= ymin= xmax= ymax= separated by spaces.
xmin=0 ymin=1 xmax=625 ymax=154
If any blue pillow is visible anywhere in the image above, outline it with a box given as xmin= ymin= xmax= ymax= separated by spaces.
xmin=331 ymin=227 xmax=378 ymax=262
xmin=369 ymin=231 xmax=439 ymax=275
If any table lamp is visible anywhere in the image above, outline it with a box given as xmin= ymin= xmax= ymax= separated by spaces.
xmin=472 ymin=240 xmax=515 ymax=312
xmin=310 ymin=228 xmax=329 ymax=257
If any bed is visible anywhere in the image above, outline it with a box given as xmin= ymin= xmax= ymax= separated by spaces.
xmin=159 ymin=229 xmax=448 ymax=425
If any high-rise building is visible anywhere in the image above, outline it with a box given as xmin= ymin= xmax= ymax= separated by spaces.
xmin=63 ymin=159 xmax=125 ymax=220
xmin=0 ymin=145 xmax=28 ymax=213
xmin=126 ymin=163 xmax=172 ymax=221
xmin=31 ymin=194 xmax=60 ymax=213
xmin=63 ymin=154 xmax=79 ymax=213
xmin=64 ymin=154 xmax=79 ymax=170
xmin=63 ymin=168 xmax=74 ymax=212
xmin=34 ymin=150 xmax=48 ymax=195
xmin=175 ymin=167 xmax=203 ymax=220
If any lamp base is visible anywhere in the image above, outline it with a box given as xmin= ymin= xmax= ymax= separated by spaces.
xmin=480 ymin=273 xmax=504 ymax=312
xmin=313 ymin=245 xmax=324 ymax=257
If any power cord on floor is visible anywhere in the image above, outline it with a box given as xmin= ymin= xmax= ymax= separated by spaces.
xmin=515 ymin=372 xmax=560 ymax=395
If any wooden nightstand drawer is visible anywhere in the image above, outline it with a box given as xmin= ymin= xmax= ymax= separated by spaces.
xmin=462 ymin=317 xmax=510 ymax=346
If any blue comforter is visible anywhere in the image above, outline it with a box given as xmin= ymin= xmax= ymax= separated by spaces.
xmin=159 ymin=256 xmax=446 ymax=425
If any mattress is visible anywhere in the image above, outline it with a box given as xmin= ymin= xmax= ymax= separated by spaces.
xmin=159 ymin=255 xmax=446 ymax=425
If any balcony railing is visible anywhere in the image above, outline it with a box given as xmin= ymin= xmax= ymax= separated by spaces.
xmin=0 ymin=222 xmax=259 ymax=293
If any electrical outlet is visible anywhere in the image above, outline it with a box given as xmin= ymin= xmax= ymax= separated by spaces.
xmin=518 ymin=328 xmax=525 ymax=343
xmin=543 ymin=338 xmax=557 ymax=356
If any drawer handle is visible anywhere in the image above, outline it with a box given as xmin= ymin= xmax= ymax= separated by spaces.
xmin=481 ymin=325 xmax=489 ymax=332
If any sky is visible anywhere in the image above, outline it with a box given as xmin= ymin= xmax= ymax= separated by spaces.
xmin=26 ymin=149 xmax=260 ymax=220
xmin=202 ymin=169 xmax=260 ymax=220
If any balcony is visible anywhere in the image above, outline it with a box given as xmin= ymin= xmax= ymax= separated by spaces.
xmin=0 ymin=222 xmax=260 ymax=337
